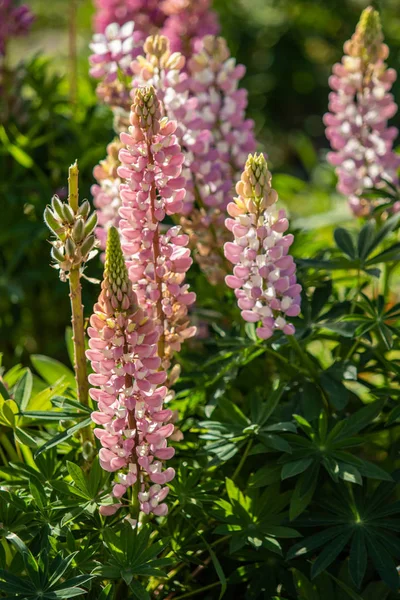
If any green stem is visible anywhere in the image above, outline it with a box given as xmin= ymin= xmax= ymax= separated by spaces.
xmin=69 ymin=268 xmax=89 ymax=410
xmin=345 ymin=339 xmax=360 ymax=361
xmin=68 ymin=163 xmax=92 ymax=444
xmin=232 ymin=439 xmax=253 ymax=481
xmin=0 ymin=433 xmax=19 ymax=462
xmin=288 ymin=335 xmax=319 ymax=379
xmin=173 ymin=582 xmax=221 ymax=600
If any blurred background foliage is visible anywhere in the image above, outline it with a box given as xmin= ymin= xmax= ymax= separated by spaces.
xmin=1 ymin=0 xmax=400 ymax=368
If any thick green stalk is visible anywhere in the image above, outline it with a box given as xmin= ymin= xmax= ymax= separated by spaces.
xmin=68 ymin=163 xmax=91 ymax=442
xmin=69 ymin=268 xmax=89 ymax=407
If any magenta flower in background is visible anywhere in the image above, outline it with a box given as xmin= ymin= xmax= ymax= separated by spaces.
xmin=87 ymin=226 xmax=175 ymax=517
xmin=91 ymin=139 xmax=122 ymax=253
xmin=324 ymin=6 xmax=400 ymax=216
xmin=161 ymin=0 xmax=219 ymax=56
xmin=93 ymin=0 xmax=165 ymax=35
xmin=0 ymin=0 xmax=34 ymax=57
xmin=130 ymin=34 xmax=256 ymax=285
xmin=224 ymin=154 xmax=301 ymax=340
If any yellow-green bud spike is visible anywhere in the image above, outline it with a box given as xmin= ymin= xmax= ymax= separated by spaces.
xmin=102 ymin=227 xmax=135 ymax=313
xmin=104 ymin=226 xmax=129 ymax=288
xmin=350 ymin=6 xmax=384 ymax=64
xmin=132 ymin=86 xmax=161 ymax=134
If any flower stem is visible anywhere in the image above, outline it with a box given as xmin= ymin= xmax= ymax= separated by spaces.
xmin=173 ymin=582 xmax=220 ymax=600
xmin=232 ymin=439 xmax=252 ymax=481
xmin=67 ymin=163 xmax=92 ymax=443
xmin=148 ymin=150 xmax=165 ymax=359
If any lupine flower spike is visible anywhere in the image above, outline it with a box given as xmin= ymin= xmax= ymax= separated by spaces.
xmin=44 ymin=162 xmax=98 ymax=444
xmin=87 ymin=226 xmax=175 ymax=518
xmin=324 ymin=6 xmax=400 ymax=216
xmin=224 ymin=154 xmax=301 ymax=340
xmin=118 ymin=85 xmax=196 ymax=369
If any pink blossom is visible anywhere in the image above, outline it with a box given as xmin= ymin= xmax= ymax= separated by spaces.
xmin=131 ymin=35 xmax=256 ymax=285
xmin=118 ymin=86 xmax=196 ymax=368
xmin=161 ymin=0 xmax=219 ymax=56
xmin=87 ymin=226 xmax=175 ymax=516
xmin=224 ymin=154 xmax=301 ymax=340
xmin=93 ymin=0 xmax=165 ymax=35
xmin=92 ymin=139 xmax=122 ymax=253
xmin=324 ymin=6 xmax=400 ymax=216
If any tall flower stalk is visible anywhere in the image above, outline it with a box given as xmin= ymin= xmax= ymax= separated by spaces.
xmin=324 ymin=6 xmax=400 ymax=216
xmin=118 ymin=85 xmax=196 ymax=369
xmin=87 ymin=226 xmax=175 ymax=518
xmin=44 ymin=162 xmax=98 ymax=442
xmin=224 ymin=154 xmax=301 ymax=340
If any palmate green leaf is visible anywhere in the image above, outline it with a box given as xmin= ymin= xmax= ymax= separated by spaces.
xmin=327 ymin=574 xmax=364 ymax=600
xmin=289 ymin=466 xmax=318 ymax=521
xmin=28 ymin=381 xmax=70 ymax=412
xmin=34 ymin=417 xmax=91 ymax=458
xmin=292 ymin=568 xmax=319 ymax=600
xmin=364 ymin=533 xmax=400 ymax=590
xmin=329 ymin=400 xmax=384 ymax=442
xmin=30 ymin=355 xmax=75 ymax=388
xmin=14 ymin=426 xmax=38 ymax=448
xmin=281 ymin=458 xmax=313 ymax=480
xmin=349 ymin=529 xmax=367 ymax=589
xmin=13 ymin=370 xmax=33 ymax=411
xmin=29 ymin=478 xmax=47 ymax=510
xmin=357 ymin=222 xmax=375 ymax=261
xmin=67 ymin=461 xmax=90 ymax=496
xmin=310 ymin=530 xmax=352 ymax=579
xmin=334 ymin=228 xmax=356 ymax=258
xmin=0 ymin=379 xmax=11 ymax=400
xmin=130 ymin=581 xmax=150 ymax=600
xmin=287 ymin=525 xmax=347 ymax=560
xmin=0 ymin=569 xmax=36 ymax=594
xmin=248 ymin=464 xmax=282 ymax=488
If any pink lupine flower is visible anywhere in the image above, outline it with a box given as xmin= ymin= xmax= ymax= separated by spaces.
xmin=93 ymin=0 xmax=165 ymax=35
xmin=224 ymin=154 xmax=301 ymax=340
xmin=131 ymin=34 xmax=256 ymax=285
xmin=88 ymin=226 xmax=175 ymax=517
xmin=91 ymin=139 xmax=122 ymax=253
xmin=161 ymin=0 xmax=219 ymax=56
xmin=89 ymin=21 xmax=144 ymax=113
xmin=118 ymin=85 xmax=196 ymax=368
xmin=89 ymin=21 xmax=142 ymax=82
xmin=0 ymin=0 xmax=34 ymax=57
xmin=324 ymin=6 xmax=400 ymax=217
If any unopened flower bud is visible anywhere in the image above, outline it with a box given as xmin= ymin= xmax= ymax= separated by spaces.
xmin=62 ymin=204 xmax=75 ymax=224
xmin=44 ymin=207 xmax=63 ymax=238
xmin=72 ymin=219 xmax=85 ymax=243
xmin=77 ymin=199 xmax=91 ymax=218
xmin=51 ymin=245 xmax=65 ymax=263
xmin=65 ymin=237 xmax=76 ymax=258
xmin=51 ymin=195 xmax=65 ymax=220
xmin=84 ymin=212 xmax=98 ymax=236
xmin=81 ymin=234 xmax=96 ymax=257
